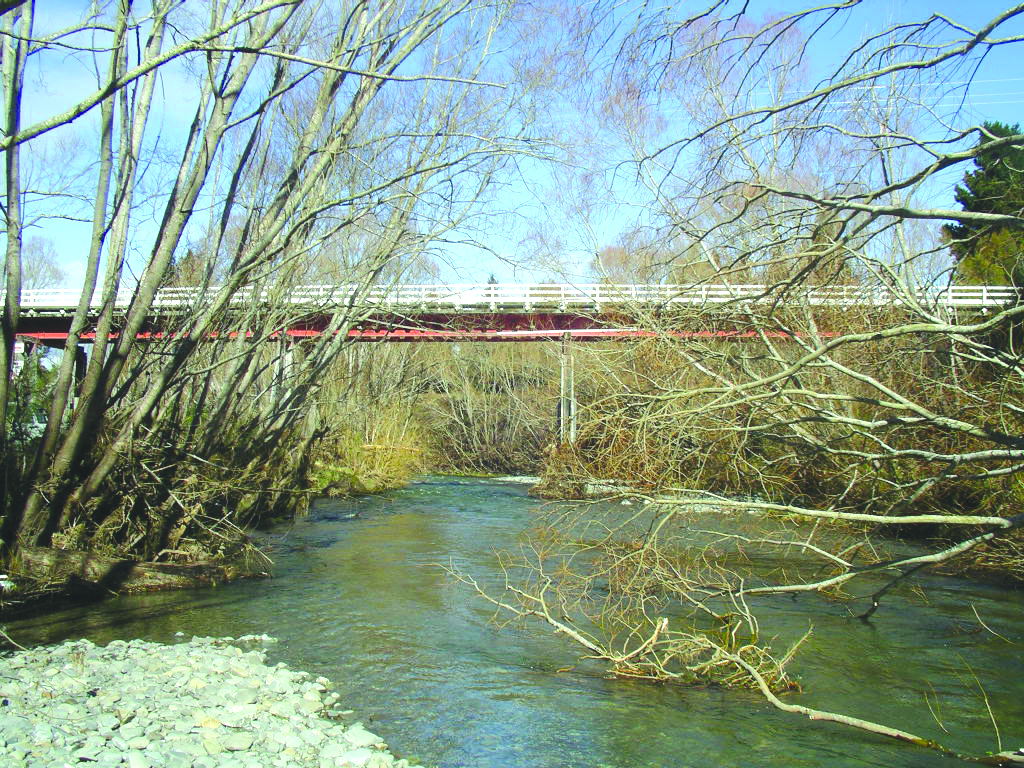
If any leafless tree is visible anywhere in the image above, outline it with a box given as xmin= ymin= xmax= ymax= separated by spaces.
xmin=15 ymin=237 xmax=66 ymax=290
xmin=469 ymin=3 xmax=1024 ymax=761
xmin=419 ymin=341 xmax=555 ymax=473
xmin=0 ymin=0 xmax=541 ymax=568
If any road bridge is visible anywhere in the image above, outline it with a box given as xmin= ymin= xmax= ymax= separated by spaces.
xmin=10 ymin=282 xmax=1017 ymax=343
xmin=9 ymin=282 xmax=1017 ymax=444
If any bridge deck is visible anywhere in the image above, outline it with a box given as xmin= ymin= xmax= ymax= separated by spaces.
xmin=8 ymin=283 xmax=1017 ymax=344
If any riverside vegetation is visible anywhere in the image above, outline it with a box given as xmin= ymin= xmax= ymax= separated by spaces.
xmin=5 ymin=314 xmax=1022 ymax=590
xmin=0 ymin=340 xmax=558 ymax=605
xmin=0 ymin=0 xmax=541 ymax=599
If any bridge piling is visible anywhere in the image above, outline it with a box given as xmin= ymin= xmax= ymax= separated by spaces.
xmin=72 ymin=344 xmax=88 ymax=407
xmin=559 ymin=332 xmax=576 ymax=444
xmin=269 ymin=337 xmax=295 ymax=405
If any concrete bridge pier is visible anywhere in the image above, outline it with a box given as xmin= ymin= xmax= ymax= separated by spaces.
xmin=74 ymin=344 xmax=87 ymax=388
xmin=71 ymin=343 xmax=89 ymax=412
xmin=270 ymin=337 xmax=295 ymax=404
xmin=558 ymin=331 xmax=576 ymax=444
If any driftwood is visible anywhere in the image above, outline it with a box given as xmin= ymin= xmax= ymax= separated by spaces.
xmin=16 ymin=547 xmax=256 ymax=595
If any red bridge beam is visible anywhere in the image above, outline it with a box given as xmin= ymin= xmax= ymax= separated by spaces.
xmin=14 ymin=310 xmax=835 ymax=345
xmin=17 ymin=327 xmax=832 ymax=345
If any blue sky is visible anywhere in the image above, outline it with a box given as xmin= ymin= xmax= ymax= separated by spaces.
xmin=14 ymin=0 xmax=1024 ymax=288
xmin=487 ymin=0 xmax=1024 ymax=284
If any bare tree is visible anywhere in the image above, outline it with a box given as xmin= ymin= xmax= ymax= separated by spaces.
xmin=420 ymin=341 xmax=555 ymax=473
xmin=467 ymin=3 xmax=1024 ymax=762
xmin=0 ymin=0 xmax=540 ymax=572
xmin=14 ymin=237 xmax=66 ymax=289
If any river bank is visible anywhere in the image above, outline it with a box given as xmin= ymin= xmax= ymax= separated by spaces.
xmin=0 ymin=634 xmax=424 ymax=768
xmin=0 ymin=474 xmax=539 ymax=617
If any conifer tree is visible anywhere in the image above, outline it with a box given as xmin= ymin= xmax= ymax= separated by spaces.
xmin=945 ymin=121 xmax=1024 ymax=283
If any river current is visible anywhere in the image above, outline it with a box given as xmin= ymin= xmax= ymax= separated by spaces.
xmin=6 ymin=477 xmax=1023 ymax=767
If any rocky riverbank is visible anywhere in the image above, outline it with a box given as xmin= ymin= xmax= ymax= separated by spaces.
xmin=0 ymin=634 xmax=427 ymax=768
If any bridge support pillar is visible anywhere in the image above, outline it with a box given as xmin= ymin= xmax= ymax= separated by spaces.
xmin=558 ymin=332 xmax=576 ymax=444
xmin=63 ymin=342 xmax=90 ymax=417
xmin=74 ymin=344 xmax=87 ymax=387
xmin=270 ymin=337 xmax=295 ymax=403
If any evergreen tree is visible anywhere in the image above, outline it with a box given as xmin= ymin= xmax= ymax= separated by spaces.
xmin=945 ymin=121 xmax=1024 ymax=284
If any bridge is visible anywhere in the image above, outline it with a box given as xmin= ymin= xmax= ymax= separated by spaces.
xmin=11 ymin=281 xmax=1017 ymax=444
xmin=10 ymin=282 xmax=1017 ymax=344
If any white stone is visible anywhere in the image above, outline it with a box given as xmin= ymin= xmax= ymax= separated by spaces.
xmin=223 ymin=732 xmax=254 ymax=752
xmin=299 ymin=699 xmax=323 ymax=714
xmin=302 ymin=729 xmax=325 ymax=746
xmin=232 ymin=687 xmax=260 ymax=705
xmin=335 ymin=747 xmax=375 ymax=767
xmin=343 ymin=726 xmax=384 ymax=748
xmin=320 ymin=742 xmax=347 ymax=760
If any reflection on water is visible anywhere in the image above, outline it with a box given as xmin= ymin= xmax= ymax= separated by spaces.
xmin=5 ymin=477 xmax=1023 ymax=768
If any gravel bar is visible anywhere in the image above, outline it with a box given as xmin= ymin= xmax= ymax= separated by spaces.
xmin=0 ymin=635 xmax=427 ymax=768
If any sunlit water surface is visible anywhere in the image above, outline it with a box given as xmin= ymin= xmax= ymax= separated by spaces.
xmin=6 ymin=477 xmax=1023 ymax=767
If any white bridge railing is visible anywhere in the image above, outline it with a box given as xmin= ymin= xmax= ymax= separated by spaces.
xmin=11 ymin=282 xmax=1020 ymax=316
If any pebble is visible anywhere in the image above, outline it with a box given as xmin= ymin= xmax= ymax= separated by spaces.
xmin=225 ymin=732 xmax=255 ymax=751
xmin=338 ymin=747 xmax=376 ymax=766
xmin=345 ymin=725 xmax=385 ymax=748
xmin=0 ymin=635 xmax=425 ymax=768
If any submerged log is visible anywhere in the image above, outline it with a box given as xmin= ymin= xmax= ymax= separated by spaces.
xmin=16 ymin=547 xmax=259 ymax=595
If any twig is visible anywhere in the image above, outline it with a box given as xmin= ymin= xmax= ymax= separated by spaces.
xmin=970 ymin=604 xmax=1017 ymax=645
xmin=0 ymin=627 xmax=28 ymax=651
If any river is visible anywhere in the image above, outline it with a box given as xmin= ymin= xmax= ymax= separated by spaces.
xmin=5 ymin=477 xmax=1022 ymax=767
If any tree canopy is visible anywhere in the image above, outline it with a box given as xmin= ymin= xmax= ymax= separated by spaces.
xmin=945 ymin=121 xmax=1024 ymax=284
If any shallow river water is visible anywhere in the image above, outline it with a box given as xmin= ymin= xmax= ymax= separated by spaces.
xmin=6 ymin=477 xmax=1023 ymax=767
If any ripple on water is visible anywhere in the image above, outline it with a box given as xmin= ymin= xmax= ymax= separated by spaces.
xmin=4 ymin=476 xmax=1021 ymax=768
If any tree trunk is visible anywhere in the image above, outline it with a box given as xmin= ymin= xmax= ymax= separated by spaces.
xmin=16 ymin=546 xmax=265 ymax=595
